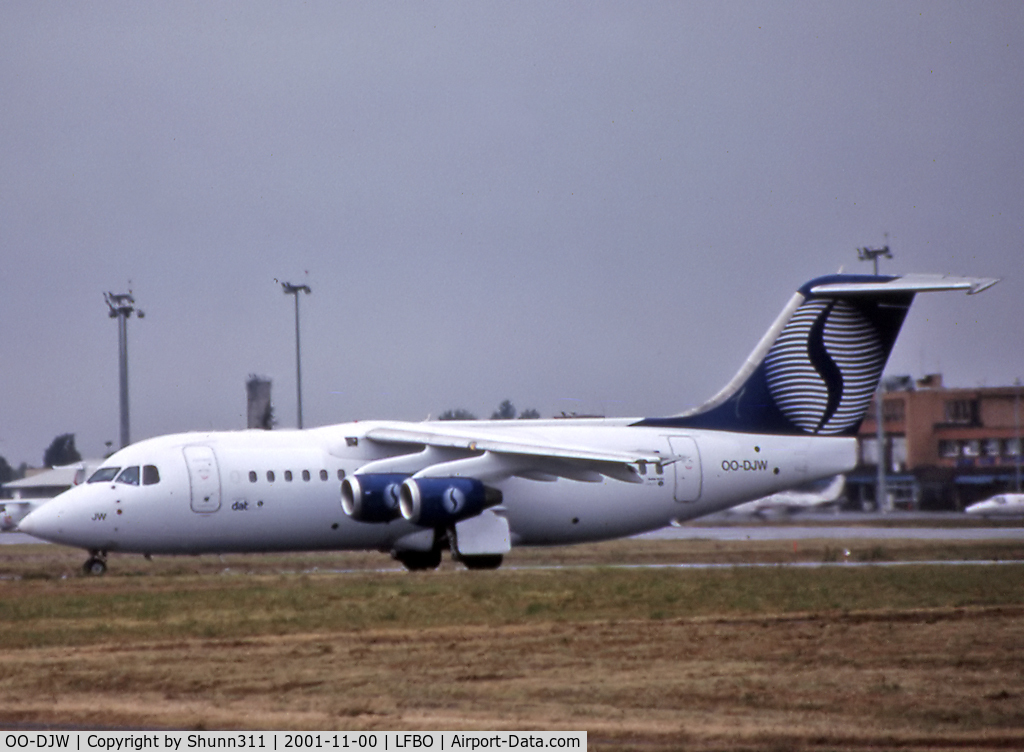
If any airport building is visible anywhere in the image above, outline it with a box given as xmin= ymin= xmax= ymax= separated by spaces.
xmin=851 ymin=374 xmax=1023 ymax=510
xmin=1 ymin=463 xmax=96 ymax=500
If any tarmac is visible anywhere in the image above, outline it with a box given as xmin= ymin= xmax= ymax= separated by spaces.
xmin=2 ymin=512 xmax=1022 ymax=546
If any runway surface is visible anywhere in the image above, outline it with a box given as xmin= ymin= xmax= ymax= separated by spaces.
xmin=3 ymin=518 xmax=1023 ymax=547
xmin=1 ymin=533 xmax=53 ymax=545
xmin=639 ymin=525 xmax=1024 ymax=541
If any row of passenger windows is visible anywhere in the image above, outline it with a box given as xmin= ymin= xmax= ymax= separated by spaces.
xmin=88 ymin=465 xmax=161 ymax=486
xmin=248 ymin=468 xmax=346 ymax=484
xmin=87 ymin=464 xmax=344 ymax=487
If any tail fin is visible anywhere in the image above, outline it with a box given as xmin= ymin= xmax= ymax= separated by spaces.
xmin=638 ymin=274 xmax=997 ymax=436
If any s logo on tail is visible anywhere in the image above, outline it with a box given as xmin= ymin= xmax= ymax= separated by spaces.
xmin=764 ymin=298 xmax=885 ymax=435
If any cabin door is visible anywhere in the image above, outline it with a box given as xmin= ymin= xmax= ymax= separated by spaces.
xmin=667 ymin=436 xmax=702 ymax=502
xmin=184 ymin=445 xmax=222 ymax=513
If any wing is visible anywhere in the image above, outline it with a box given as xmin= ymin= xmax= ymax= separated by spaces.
xmin=334 ymin=422 xmax=666 ymax=484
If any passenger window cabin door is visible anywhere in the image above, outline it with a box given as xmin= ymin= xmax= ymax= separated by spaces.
xmin=184 ymin=445 xmax=222 ymax=513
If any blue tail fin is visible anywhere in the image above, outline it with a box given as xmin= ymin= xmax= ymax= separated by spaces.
xmin=637 ymin=273 xmax=997 ymax=436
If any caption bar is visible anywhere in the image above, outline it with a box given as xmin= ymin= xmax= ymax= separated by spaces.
xmin=3 ymin=733 xmax=585 ymax=752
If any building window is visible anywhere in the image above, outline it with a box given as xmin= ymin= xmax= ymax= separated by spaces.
xmin=944 ymin=399 xmax=979 ymax=425
xmin=984 ymin=439 xmax=1002 ymax=457
xmin=963 ymin=439 xmax=981 ymax=458
xmin=1007 ymin=438 xmax=1022 ymax=457
xmin=890 ymin=436 xmax=907 ymax=472
xmin=861 ymin=438 xmax=880 ymax=465
xmin=938 ymin=440 xmax=960 ymax=459
xmin=883 ymin=399 xmax=905 ymax=423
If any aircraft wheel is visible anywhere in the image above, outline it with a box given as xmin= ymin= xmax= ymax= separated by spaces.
xmin=460 ymin=554 xmax=503 ymax=570
xmin=395 ymin=548 xmax=442 ymax=571
xmin=83 ymin=557 xmax=107 ymax=576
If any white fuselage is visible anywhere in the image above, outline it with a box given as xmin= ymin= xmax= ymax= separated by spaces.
xmin=21 ymin=418 xmax=855 ymax=556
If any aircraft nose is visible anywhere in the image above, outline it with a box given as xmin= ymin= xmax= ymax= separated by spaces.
xmin=17 ymin=503 xmax=61 ymax=539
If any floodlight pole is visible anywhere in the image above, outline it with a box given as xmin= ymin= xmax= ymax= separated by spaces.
xmin=1015 ymin=379 xmax=1021 ymax=493
xmin=858 ymin=246 xmax=893 ymax=511
xmin=104 ymin=292 xmax=143 ymax=449
xmin=857 ymin=245 xmax=892 ymax=276
xmin=281 ymin=282 xmax=311 ymax=429
xmin=875 ymin=385 xmax=890 ymax=512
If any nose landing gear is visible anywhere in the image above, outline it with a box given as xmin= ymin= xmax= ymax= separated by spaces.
xmin=83 ymin=550 xmax=107 ymax=576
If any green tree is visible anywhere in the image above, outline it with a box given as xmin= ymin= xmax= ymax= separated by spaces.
xmin=0 ymin=456 xmax=14 ymax=484
xmin=439 ymin=408 xmax=477 ymax=421
xmin=518 ymin=408 xmax=541 ymax=419
xmin=43 ymin=433 xmax=82 ymax=468
xmin=490 ymin=400 xmax=517 ymax=420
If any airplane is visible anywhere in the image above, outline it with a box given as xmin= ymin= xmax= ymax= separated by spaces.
xmin=964 ymin=493 xmax=1024 ymax=517
xmin=722 ymin=473 xmax=846 ymax=517
xmin=17 ymin=272 xmax=997 ymax=575
xmin=0 ymin=502 xmax=38 ymax=533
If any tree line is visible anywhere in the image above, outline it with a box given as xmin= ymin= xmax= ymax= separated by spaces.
xmin=0 ymin=433 xmax=83 ymax=484
xmin=439 ymin=399 xmax=540 ymax=421
xmin=1 ymin=403 xmax=543 ymax=486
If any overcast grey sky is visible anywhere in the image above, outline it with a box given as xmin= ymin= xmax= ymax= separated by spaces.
xmin=2 ymin=2 xmax=1021 ymax=466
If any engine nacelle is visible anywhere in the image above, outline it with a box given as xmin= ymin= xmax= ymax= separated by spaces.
xmin=340 ymin=474 xmax=407 ymax=523
xmin=399 ymin=477 xmax=501 ymax=527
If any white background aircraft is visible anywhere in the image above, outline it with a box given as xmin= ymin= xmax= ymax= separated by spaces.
xmin=965 ymin=493 xmax=1024 ymax=517
xmin=18 ymin=273 xmax=996 ymax=574
xmin=722 ymin=474 xmax=846 ymax=517
xmin=1 ymin=461 xmax=98 ymax=532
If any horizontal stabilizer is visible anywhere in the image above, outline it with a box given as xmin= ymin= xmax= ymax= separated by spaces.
xmin=809 ymin=274 xmax=998 ymax=296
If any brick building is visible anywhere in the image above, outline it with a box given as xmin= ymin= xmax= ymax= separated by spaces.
xmin=851 ymin=375 xmax=1023 ymax=510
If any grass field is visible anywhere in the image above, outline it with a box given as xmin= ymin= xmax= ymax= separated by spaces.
xmin=1 ymin=537 xmax=1023 ymax=751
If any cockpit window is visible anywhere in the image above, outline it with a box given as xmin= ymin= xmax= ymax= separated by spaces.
xmin=143 ymin=465 xmax=160 ymax=485
xmin=88 ymin=467 xmax=121 ymax=483
xmin=116 ymin=466 xmax=140 ymax=486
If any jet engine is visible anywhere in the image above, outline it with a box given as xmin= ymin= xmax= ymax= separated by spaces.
xmin=340 ymin=474 xmax=407 ymax=523
xmin=399 ymin=477 xmax=502 ymax=527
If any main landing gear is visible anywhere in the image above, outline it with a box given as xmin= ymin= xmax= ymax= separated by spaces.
xmin=393 ymin=548 xmax=443 ymax=571
xmin=391 ymin=531 xmax=505 ymax=572
xmin=83 ymin=550 xmax=108 ymax=576
xmin=457 ymin=554 xmax=503 ymax=570
xmin=392 ymin=548 xmax=503 ymax=571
